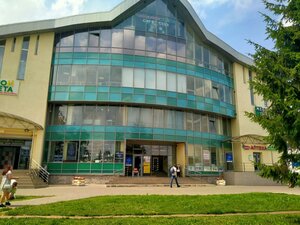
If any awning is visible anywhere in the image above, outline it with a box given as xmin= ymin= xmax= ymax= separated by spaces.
xmin=0 ymin=112 xmax=43 ymax=130
xmin=223 ymin=134 xmax=269 ymax=145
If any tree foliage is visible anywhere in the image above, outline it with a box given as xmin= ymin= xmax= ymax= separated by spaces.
xmin=246 ymin=0 xmax=300 ymax=187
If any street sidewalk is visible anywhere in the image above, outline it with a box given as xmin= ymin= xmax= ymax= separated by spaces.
xmin=12 ymin=184 xmax=300 ymax=206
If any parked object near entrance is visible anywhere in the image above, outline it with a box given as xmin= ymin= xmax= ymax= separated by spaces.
xmin=216 ymin=179 xmax=226 ymax=186
xmin=72 ymin=176 xmax=86 ymax=186
xmin=216 ymin=174 xmax=226 ymax=186
xmin=133 ymin=168 xmax=140 ymax=177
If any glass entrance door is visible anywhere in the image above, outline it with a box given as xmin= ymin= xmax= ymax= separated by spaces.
xmin=18 ymin=145 xmax=30 ymax=169
xmin=133 ymin=155 xmax=143 ymax=176
xmin=253 ymin=152 xmax=261 ymax=171
xmin=0 ymin=146 xmax=18 ymax=169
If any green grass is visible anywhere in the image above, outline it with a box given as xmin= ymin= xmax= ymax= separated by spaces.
xmin=1 ymin=214 xmax=300 ymax=225
xmin=5 ymin=193 xmax=300 ymax=216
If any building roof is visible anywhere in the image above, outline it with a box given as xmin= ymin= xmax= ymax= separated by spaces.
xmin=0 ymin=0 xmax=253 ymax=66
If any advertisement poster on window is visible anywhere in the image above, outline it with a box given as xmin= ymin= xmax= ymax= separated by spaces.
xmin=226 ymin=153 xmax=233 ymax=162
xmin=125 ymin=156 xmax=132 ymax=166
xmin=67 ymin=142 xmax=77 ymax=161
xmin=115 ymin=152 xmax=124 ymax=162
xmin=203 ymin=150 xmax=211 ymax=167
xmin=203 ymin=150 xmax=210 ymax=161
xmin=143 ymin=156 xmax=151 ymax=174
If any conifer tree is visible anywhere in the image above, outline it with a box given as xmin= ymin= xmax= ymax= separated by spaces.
xmin=246 ymin=0 xmax=300 ymax=187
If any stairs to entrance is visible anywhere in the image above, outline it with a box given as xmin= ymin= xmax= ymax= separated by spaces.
xmin=12 ymin=170 xmax=34 ymax=189
xmin=12 ymin=170 xmax=48 ymax=189
xmin=106 ymin=176 xmax=218 ymax=187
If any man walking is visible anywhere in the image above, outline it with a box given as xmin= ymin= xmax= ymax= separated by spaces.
xmin=170 ymin=165 xmax=180 ymax=188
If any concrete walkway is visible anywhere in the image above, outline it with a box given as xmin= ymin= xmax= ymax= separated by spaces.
xmin=12 ymin=184 xmax=300 ymax=207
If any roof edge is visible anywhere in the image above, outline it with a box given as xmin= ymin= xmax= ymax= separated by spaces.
xmin=180 ymin=0 xmax=253 ymax=66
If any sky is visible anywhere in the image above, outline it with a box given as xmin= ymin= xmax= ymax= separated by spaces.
xmin=0 ymin=0 xmax=275 ymax=56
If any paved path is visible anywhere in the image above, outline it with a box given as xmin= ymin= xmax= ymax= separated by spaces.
xmin=12 ymin=185 xmax=300 ymax=206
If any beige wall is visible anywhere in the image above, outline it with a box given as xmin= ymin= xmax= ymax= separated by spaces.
xmin=0 ymin=32 xmax=54 ymax=165
xmin=240 ymin=148 xmax=280 ymax=172
xmin=176 ymin=143 xmax=186 ymax=177
xmin=232 ymin=63 xmax=266 ymax=137
xmin=232 ymin=63 xmax=281 ymax=171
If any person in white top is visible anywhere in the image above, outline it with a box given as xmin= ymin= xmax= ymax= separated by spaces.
xmin=169 ymin=165 xmax=180 ymax=188
xmin=0 ymin=165 xmax=13 ymax=207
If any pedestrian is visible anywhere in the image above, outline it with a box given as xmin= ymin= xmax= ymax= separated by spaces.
xmin=177 ymin=164 xmax=181 ymax=177
xmin=170 ymin=164 xmax=180 ymax=188
xmin=0 ymin=165 xmax=13 ymax=207
xmin=9 ymin=179 xmax=18 ymax=200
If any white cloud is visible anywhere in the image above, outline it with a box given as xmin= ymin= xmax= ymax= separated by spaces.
xmin=51 ymin=0 xmax=87 ymax=17
xmin=281 ymin=17 xmax=293 ymax=27
xmin=0 ymin=0 xmax=99 ymax=25
xmin=188 ymin=0 xmax=258 ymax=27
xmin=0 ymin=0 xmax=47 ymax=25
xmin=188 ymin=0 xmax=230 ymax=7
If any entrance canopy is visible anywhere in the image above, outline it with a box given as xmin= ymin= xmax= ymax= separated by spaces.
xmin=223 ymin=134 xmax=269 ymax=145
xmin=0 ymin=112 xmax=43 ymax=130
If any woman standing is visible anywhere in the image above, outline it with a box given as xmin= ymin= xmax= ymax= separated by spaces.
xmin=0 ymin=165 xmax=13 ymax=207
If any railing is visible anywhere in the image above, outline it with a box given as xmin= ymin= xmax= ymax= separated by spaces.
xmin=30 ymin=159 xmax=50 ymax=185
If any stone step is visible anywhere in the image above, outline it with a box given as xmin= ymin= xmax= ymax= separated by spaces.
xmin=9 ymin=170 xmax=48 ymax=189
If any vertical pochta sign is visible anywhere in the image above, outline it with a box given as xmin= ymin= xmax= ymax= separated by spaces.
xmin=0 ymin=79 xmax=20 ymax=95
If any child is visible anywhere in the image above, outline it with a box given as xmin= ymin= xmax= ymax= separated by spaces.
xmin=9 ymin=179 xmax=17 ymax=200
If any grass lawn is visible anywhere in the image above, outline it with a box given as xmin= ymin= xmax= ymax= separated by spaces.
xmin=1 ymin=214 xmax=300 ymax=225
xmin=4 ymin=193 xmax=300 ymax=216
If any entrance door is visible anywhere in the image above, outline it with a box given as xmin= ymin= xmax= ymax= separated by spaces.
xmin=152 ymin=156 xmax=160 ymax=172
xmin=253 ymin=152 xmax=261 ymax=171
xmin=151 ymin=156 xmax=167 ymax=176
xmin=18 ymin=146 xmax=30 ymax=169
xmin=133 ymin=155 xmax=143 ymax=176
xmin=0 ymin=146 xmax=18 ymax=169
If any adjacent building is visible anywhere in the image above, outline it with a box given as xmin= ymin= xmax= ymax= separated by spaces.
xmin=0 ymin=0 xmax=280 ymax=183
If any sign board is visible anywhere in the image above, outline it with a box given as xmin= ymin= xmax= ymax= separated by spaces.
xmin=243 ymin=144 xmax=267 ymax=150
xmin=143 ymin=156 xmax=151 ymax=174
xmin=0 ymin=79 xmax=20 ymax=95
xmin=115 ymin=152 xmax=124 ymax=161
xmin=143 ymin=162 xmax=151 ymax=174
xmin=125 ymin=156 xmax=132 ymax=166
xmin=254 ymin=106 xmax=265 ymax=116
xmin=225 ymin=153 xmax=233 ymax=162
xmin=203 ymin=150 xmax=210 ymax=161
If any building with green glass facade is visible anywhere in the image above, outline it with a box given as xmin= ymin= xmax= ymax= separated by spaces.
xmin=0 ymin=0 xmax=280 ymax=184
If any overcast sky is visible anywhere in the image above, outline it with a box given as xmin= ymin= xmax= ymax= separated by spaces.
xmin=0 ymin=0 xmax=274 ymax=56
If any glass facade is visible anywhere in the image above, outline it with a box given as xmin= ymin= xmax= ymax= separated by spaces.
xmin=17 ymin=36 xmax=30 ymax=80
xmin=48 ymin=105 xmax=231 ymax=135
xmin=46 ymin=0 xmax=234 ymax=176
xmin=0 ymin=40 xmax=5 ymax=75
xmin=52 ymin=64 xmax=233 ymax=104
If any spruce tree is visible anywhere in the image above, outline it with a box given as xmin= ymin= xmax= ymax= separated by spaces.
xmin=246 ymin=0 xmax=300 ymax=187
